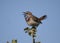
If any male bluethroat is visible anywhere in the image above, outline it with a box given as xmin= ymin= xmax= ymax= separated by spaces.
xmin=23 ymin=11 xmax=47 ymax=28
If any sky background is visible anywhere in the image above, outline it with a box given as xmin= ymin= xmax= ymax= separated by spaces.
xmin=0 ymin=0 xmax=60 ymax=43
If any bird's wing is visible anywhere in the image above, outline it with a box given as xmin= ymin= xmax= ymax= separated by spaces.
xmin=31 ymin=15 xmax=39 ymax=22
xmin=39 ymin=15 xmax=47 ymax=21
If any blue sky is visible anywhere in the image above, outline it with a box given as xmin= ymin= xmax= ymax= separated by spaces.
xmin=0 ymin=0 xmax=60 ymax=43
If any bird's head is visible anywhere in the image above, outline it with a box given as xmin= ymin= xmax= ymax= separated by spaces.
xmin=23 ymin=11 xmax=32 ymax=17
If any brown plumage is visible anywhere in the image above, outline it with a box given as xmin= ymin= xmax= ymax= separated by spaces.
xmin=39 ymin=15 xmax=47 ymax=21
xmin=23 ymin=11 xmax=47 ymax=27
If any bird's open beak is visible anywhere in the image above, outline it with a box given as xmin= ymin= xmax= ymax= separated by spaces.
xmin=23 ymin=12 xmax=26 ymax=13
xmin=22 ymin=12 xmax=26 ymax=15
xmin=22 ymin=12 xmax=25 ymax=15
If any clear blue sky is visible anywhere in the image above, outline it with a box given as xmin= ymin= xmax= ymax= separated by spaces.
xmin=0 ymin=0 xmax=60 ymax=43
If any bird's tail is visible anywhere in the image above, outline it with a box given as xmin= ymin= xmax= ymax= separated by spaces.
xmin=39 ymin=15 xmax=47 ymax=21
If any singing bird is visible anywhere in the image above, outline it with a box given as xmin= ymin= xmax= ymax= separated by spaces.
xmin=23 ymin=11 xmax=47 ymax=28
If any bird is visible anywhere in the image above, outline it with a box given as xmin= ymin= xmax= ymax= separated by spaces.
xmin=23 ymin=11 xmax=47 ymax=28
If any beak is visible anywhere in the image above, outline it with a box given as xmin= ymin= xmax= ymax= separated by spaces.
xmin=23 ymin=12 xmax=26 ymax=13
xmin=22 ymin=12 xmax=26 ymax=15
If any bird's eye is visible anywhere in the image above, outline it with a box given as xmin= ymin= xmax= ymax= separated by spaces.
xmin=26 ymin=13 xmax=28 ymax=14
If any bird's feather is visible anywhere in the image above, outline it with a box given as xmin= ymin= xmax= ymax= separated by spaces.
xmin=31 ymin=15 xmax=39 ymax=22
xmin=39 ymin=15 xmax=47 ymax=21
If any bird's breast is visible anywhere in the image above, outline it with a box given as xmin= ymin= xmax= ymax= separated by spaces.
xmin=27 ymin=18 xmax=38 ymax=26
